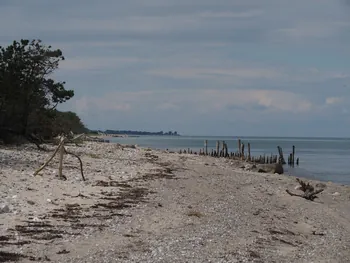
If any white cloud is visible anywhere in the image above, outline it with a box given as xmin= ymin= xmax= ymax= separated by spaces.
xmin=199 ymin=10 xmax=264 ymax=19
xmin=59 ymin=57 xmax=148 ymax=71
xmin=326 ymin=97 xmax=344 ymax=105
xmin=72 ymin=89 xmax=312 ymax=117
xmin=146 ymin=67 xmax=283 ymax=80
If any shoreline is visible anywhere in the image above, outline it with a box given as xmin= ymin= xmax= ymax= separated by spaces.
xmin=0 ymin=142 xmax=349 ymax=262
xmin=105 ymin=136 xmax=350 ymax=186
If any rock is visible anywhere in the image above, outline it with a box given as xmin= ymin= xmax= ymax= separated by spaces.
xmin=124 ymin=144 xmax=136 ymax=149
xmin=332 ymin=192 xmax=340 ymax=196
xmin=0 ymin=204 xmax=10 ymax=213
xmin=257 ymin=163 xmax=284 ymax=174
xmin=245 ymin=164 xmax=257 ymax=171
xmin=316 ymin=183 xmax=327 ymax=189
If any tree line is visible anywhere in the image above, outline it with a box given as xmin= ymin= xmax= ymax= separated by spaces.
xmin=0 ymin=39 xmax=87 ymax=144
xmin=103 ymin=130 xmax=179 ymax=136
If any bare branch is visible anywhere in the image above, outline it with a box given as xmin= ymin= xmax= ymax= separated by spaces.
xmin=286 ymin=179 xmax=324 ymax=201
xmin=64 ymin=147 xmax=85 ymax=181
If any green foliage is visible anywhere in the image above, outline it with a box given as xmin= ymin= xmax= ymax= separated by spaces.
xmin=0 ymin=39 xmax=85 ymax=144
xmin=53 ymin=111 xmax=88 ymax=136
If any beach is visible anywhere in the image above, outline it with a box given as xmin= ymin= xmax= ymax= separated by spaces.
xmin=0 ymin=141 xmax=350 ymax=263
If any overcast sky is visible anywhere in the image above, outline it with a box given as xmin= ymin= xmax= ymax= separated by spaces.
xmin=1 ymin=0 xmax=350 ymax=137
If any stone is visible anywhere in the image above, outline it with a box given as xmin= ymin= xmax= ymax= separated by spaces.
xmin=257 ymin=163 xmax=284 ymax=174
xmin=316 ymin=183 xmax=327 ymax=189
xmin=0 ymin=204 xmax=10 ymax=213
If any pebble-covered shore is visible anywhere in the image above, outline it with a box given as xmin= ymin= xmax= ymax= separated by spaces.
xmin=0 ymin=142 xmax=350 ymax=262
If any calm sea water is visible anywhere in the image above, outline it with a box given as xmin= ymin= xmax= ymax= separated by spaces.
xmin=108 ymin=136 xmax=350 ymax=185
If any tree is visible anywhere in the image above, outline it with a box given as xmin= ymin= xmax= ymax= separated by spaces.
xmin=0 ymin=39 xmax=75 ymax=143
xmin=53 ymin=111 xmax=88 ymax=136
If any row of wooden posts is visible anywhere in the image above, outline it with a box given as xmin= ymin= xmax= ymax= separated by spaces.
xmin=178 ymin=139 xmax=299 ymax=166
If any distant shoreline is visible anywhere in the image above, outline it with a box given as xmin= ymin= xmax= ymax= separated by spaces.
xmin=91 ymin=130 xmax=181 ymax=137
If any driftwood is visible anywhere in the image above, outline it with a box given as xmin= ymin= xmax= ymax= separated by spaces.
xmin=33 ymin=135 xmax=85 ymax=181
xmin=64 ymin=148 xmax=85 ymax=181
xmin=286 ymin=178 xmax=324 ymax=201
xmin=34 ymin=137 xmax=66 ymax=176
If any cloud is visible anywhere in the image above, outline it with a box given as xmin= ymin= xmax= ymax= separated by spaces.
xmin=325 ymin=97 xmax=345 ymax=105
xmin=146 ymin=67 xmax=283 ymax=80
xmin=1 ymin=0 xmax=350 ymax=136
xmin=71 ymin=89 xmax=312 ymax=118
xmin=59 ymin=57 xmax=148 ymax=71
xmin=198 ymin=10 xmax=264 ymax=19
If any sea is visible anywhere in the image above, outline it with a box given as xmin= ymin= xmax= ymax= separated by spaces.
xmin=108 ymin=136 xmax=350 ymax=185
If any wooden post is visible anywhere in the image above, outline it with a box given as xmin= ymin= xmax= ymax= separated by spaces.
xmin=204 ymin=140 xmax=208 ymax=156
xmin=216 ymin=141 xmax=220 ymax=157
xmin=241 ymin=143 xmax=245 ymax=159
xmin=277 ymin=146 xmax=286 ymax=164
xmin=58 ymin=143 xmax=64 ymax=179
xmin=292 ymin=145 xmax=295 ymax=166
xmin=296 ymin=157 xmax=299 ymax=165
xmin=238 ymin=139 xmax=242 ymax=157
xmin=247 ymin=143 xmax=251 ymax=161
xmin=221 ymin=141 xmax=226 ymax=157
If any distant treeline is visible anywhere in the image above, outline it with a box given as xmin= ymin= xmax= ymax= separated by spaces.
xmin=94 ymin=130 xmax=180 ymax=136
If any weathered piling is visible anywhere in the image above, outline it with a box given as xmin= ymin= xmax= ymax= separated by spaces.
xmin=222 ymin=141 xmax=225 ymax=157
xmin=247 ymin=143 xmax=251 ymax=161
xmin=216 ymin=141 xmax=220 ymax=157
xmin=238 ymin=139 xmax=242 ymax=157
xmin=241 ymin=143 xmax=245 ymax=159
xmin=223 ymin=141 xmax=228 ymax=157
xmin=204 ymin=140 xmax=208 ymax=156
xmin=277 ymin=146 xmax=286 ymax=164
xmin=296 ymin=157 xmax=299 ymax=165
xmin=292 ymin=145 xmax=295 ymax=166
xmin=288 ymin=153 xmax=293 ymax=165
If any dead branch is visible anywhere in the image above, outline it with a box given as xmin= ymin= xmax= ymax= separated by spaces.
xmin=286 ymin=178 xmax=324 ymax=201
xmin=296 ymin=178 xmax=314 ymax=192
xmin=33 ymin=137 xmax=66 ymax=176
xmin=64 ymin=147 xmax=85 ymax=181
xmin=33 ymin=135 xmax=86 ymax=182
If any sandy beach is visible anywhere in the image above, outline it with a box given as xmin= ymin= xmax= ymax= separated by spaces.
xmin=0 ymin=141 xmax=350 ymax=263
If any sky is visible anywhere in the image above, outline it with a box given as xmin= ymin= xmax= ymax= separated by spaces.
xmin=1 ymin=0 xmax=350 ymax=137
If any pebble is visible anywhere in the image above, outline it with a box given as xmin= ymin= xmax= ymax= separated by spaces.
xmin=0 ymin=203 xmax=10 ymax=213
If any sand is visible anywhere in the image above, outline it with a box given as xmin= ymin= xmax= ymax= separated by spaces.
xmin=0 ymin=141 xmax=349 ymax=263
